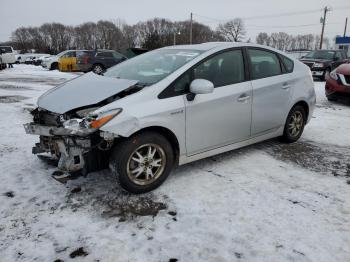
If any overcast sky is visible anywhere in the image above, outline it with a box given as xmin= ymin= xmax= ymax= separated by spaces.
xmin=0 ymin=0 xmax=349 ymax=43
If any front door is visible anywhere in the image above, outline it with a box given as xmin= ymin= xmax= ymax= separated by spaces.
xmin=185 ymin=49 xmax=252 ymax=156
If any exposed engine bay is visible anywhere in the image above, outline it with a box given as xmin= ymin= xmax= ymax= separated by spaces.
xmin=24 ymin=76 xmax=145 ymax=176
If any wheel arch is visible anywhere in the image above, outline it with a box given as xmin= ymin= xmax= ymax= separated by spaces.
xmin=115 ymin=126 xmax=180 ymax=165
xmin=93 ymin=63 xmax=105 ymax=68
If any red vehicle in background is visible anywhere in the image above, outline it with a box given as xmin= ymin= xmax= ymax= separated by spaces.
xmin=325 ymin=63 xmax=350 ymax=101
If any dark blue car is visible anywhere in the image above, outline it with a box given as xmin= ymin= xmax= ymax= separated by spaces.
xmin=77 ymin=49 xmax=127 ymax=74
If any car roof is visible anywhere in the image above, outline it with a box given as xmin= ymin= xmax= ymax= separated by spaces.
xmin=162 ymin=42 xmax=284 ymax=52
xmin=162 ymin=42 xmax=243 ymax=51
xmin=312 ymin=49 xmax=343 ymax=52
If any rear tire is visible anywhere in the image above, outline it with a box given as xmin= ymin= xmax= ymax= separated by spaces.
xmin=110 ymin=131 xmax=174 ymax=194
xmin=281 ymin=105 xmax=306 ymax=143
xmin=92 ymin=64 xmax=104 ymax=74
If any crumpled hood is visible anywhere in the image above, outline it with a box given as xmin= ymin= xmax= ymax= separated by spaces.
xmin=37 ymin=73 xmax=138 ymax=114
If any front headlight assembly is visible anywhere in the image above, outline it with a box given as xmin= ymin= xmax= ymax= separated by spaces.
xmin=329 ymin=70 xmax=338 ymax=81
xmin=63 ymin=108 xmax=122 ymax=135
xmin=313 ymin=63 xmax=324 ymax=68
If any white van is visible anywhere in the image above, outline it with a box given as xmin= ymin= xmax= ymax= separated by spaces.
xmin=0 ymin=46 xmax=16 ymax=67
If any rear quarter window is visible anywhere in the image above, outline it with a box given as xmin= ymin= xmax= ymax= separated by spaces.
xmin=280 ymin=55 xmax=294 ymax=73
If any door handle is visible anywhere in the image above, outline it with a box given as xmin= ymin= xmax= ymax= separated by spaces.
xmin=237 ymin=94 xmax=250 ymax=102
xmin=282 ymin=82 xmax=291 ymax=89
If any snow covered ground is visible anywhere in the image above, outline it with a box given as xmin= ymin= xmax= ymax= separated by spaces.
xmin=0 ymin=65 xmax=349 ymax=262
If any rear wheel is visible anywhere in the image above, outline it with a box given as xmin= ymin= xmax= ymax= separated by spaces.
xmin=281 ymin=105 xmax=306 ymax=143
xmin=92 ymin=64 xmax=104 ymax=74
xmin=110 ymin=132 xmax=174 ymax=194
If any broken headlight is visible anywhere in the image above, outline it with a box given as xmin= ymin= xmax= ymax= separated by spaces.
xmin=76 ymin=107 xmax=100 ymax=118
xmin=63 ymin=108 xmax=122 ymax=134
xmin=329 ymin=70 xmax=338 ymax=81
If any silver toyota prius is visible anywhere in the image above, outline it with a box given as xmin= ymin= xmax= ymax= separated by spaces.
xmin=24 ymin=42 xmax=316 ymax=193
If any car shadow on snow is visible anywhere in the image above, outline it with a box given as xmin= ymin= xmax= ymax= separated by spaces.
xmin=173 ymin=138 xmax=350 ymax=181
xmin=46 ymin=137 xmax=349 ymax=222
xmin=61 ymin=169 xmax=172 ymax=222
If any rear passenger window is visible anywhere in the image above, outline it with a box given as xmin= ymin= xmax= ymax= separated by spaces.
xmin=113 ymin=52 xmax=124 ymax=59
xmin=280 ymin=55 xmax=294 ymax=73
xmin=193 ymin=49 xmax=245 ymax=87
xmin=97 ymin=52 xmax=114 ymax=58
xmin=248 ymin=49 xmax=282 ymax=79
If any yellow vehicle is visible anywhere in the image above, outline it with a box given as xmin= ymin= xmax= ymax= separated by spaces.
xmin=58 ymin=50 xmax=81 ymax=72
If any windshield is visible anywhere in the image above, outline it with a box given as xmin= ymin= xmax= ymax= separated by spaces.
xmin=104 ymin=49 xmax=204 ymax=86
xmin=304 ymin=50 xmax=335 ymax=60
xmin=56 ymin=50 xmax=68 ymax=57
xmin=0 ymin=46 xmax=12 ymax=53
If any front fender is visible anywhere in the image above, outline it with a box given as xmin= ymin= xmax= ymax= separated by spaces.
xmin=100 ymin=110 xmax=186 ymax=156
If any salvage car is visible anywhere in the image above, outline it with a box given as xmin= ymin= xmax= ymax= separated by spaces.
xmin=43 ymin=50 xmax=73 ymax=70
xmin=24 ymin=42 xmax=316 ymax=193
xmin=76 ymin=50 xmax=127 ymax=74
xmin=300 ymin=49 xmax=348 ymax=80
xmin=325 ymin=63 xmax=350 ymax=101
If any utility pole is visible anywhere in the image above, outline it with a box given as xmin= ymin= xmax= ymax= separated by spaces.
xmin=320 ymin=6 xmax=331 ymax=49
xmin=344 ymin=17 xmax=348 ymax=37
xmin=190 ymin=12 xmax=193 ymax=44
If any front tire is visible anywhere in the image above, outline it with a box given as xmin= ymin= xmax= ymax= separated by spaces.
xmin=281 ymin=105 xmax=306 ymax=143
xmin=50 ymin=62 xmax=58 ymax=70
xmin=110 ymin=132 xmax=174 ymax=194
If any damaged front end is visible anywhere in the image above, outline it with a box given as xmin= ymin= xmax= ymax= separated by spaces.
xmin=24 ymin=107 xmax=121 ymax=175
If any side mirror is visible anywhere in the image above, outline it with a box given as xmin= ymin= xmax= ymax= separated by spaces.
xmin=190 ymin=79 xmax=214 ymax=94
xmin=187 ymin=79 xmax=214 ymax=101
xmin=301 ymin=56 xmax=305 ymax=59
xmin=334 ymin=56 xmax=340 ymax=61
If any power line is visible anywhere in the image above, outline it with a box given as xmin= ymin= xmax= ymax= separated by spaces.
xmin=193 ymin=5 xmax=350 ymax=24
xmin=245 ymin=22 xmax=343 ymax=29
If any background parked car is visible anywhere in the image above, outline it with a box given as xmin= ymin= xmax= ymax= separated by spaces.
xmin=0 ymin=46 xmax=16 ymax=68
xmin=300 ymin=49 xmax=349 ymax=80
xmin=42 ymin=50 xmax=72 ymax=70
xmin=76 ymin=50 xmax=127 ymax=74
xmin=58 ymin=50 xmax=88 ymax=72
xmin=325 ymin=63 xmax=350 ymax=101
xmin=33 ymin=55 xmax=51 ymax=66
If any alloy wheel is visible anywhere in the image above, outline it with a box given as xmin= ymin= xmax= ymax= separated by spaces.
xmin=288 ymin=111 xmax=303 ymax=137
xmin=126 ymin=143 xmax=166 ymax=186
xmin=93 ymin=65 xmax=103 ymax=74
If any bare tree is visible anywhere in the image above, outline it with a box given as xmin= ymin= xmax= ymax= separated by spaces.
xmin=256 ymin=32 xmax=270 ymax=46
xmin=217 ymin=18 xmax=246 ymax=42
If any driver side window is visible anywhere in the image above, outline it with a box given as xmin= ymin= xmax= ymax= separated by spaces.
xmin=158 ymin=49 xmax=245 ymax=99
xmin=193 ymin=49 xmax=245 ymax=88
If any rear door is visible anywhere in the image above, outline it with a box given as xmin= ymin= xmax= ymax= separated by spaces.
xmin=247 ymin=48 xmax=292 ymax=136
xmin=96 ymin=52 xmax=115 ymax=68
